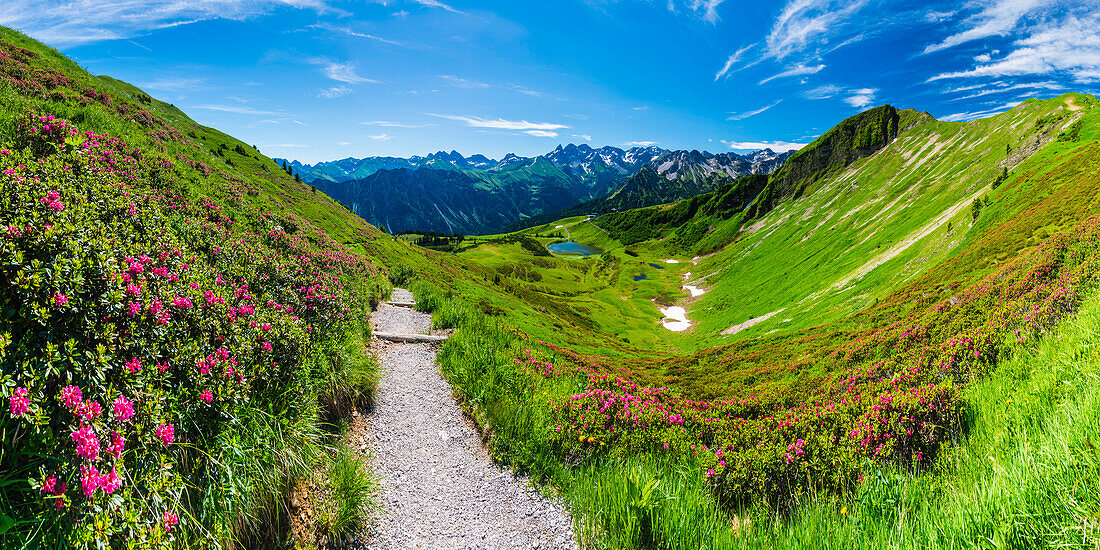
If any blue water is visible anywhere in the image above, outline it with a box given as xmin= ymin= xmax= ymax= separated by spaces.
xmin=547 ymin=241 xmax=603 ymax=256
xmin=633 ymin=274 xmax=647 ymax=281
xmin=648 ymin=263 xmax=664 ymax=269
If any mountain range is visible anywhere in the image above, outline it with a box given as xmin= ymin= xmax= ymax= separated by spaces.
xmin=281 ymin=144 xmax=792 ymax=234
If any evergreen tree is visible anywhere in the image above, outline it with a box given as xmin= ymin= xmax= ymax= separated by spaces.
xmin=295 ymin=173 xmax=302 ymax=183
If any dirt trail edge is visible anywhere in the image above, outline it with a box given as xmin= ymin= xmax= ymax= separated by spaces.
xmin=349 ymin=295 xmax=578 ymax=549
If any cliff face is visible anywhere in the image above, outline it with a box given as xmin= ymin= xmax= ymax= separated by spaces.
xmin=747 ymin=105 xmax=902 ymax=219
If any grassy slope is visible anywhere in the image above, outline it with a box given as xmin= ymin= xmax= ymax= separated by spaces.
xmin=0 ymin=27 xmax=418 ymax=547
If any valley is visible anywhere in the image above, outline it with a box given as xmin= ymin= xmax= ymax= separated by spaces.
xmin=4 ymin=6 xmax=1100 ymax=550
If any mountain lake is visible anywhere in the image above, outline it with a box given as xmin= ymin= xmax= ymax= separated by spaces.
xmin=547 ymin=241 xmax=603 ymax=256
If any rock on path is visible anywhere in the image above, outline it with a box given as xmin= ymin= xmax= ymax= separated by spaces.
xmin=349 ymin=296 xmax=578 ymax=549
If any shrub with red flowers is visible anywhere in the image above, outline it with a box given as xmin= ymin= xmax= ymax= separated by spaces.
xmin=0 ymin=109 xmax=386 ymax=548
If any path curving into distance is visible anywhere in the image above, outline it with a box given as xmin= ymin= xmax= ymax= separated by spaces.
xmin=349 ymin=291 xmax=577 ymax=549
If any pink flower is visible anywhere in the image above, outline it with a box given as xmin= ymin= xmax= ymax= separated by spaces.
xmin=127 ymin=301 xmax=141 ymax=316
xmin=71 ymin=425 xmax=100 ymax=460
xmin=9 ymin=387 xmax=29 ymax=417
xmin=79 ymin=399 xmax=101 ymax=420
xmin=157 ymin=361 xmax=169 ymax=373
xmin=163 ymin=509 xmax=179 ymax=531
xmin=113 ymin=395 xmax=134 ymax=422
xmin=80 ymin=465 xmax=99 ymax=498
xmin=107 ymin=431 xmax=125 ymax=458
xmin=61 ymin=385 xmax=82 ymax=410
xmin=52 ymin=293 xmax=67 ymax=306
xmin=155 ymin=423 xmax=175 ymax=446
xmin=99 ymin=467 xmax=121 ymax=494
xmin=200 ymin=389 xmax=213 ymax=403
xmin=706 ymin=468 xmax=715 ymax=478
xmin=124 ymin=357 xmax=141 ymax=373
xmin=261 ymin=341 xmax=272 ymax=352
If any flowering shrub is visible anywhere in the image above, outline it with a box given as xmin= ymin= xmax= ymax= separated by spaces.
xmin=0 ymin=105 xmax=385 ymax=547
xmin=487 ymin=215 xmax=1100 ymax=508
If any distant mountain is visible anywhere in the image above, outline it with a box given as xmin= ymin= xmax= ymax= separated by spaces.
xmin=312 ymin=161 xmax=582 ymax=235
xmin=288 ymin=144 xmax=795 ymax=234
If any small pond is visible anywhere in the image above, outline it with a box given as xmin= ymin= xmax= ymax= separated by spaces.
xmin=633 ymin=274 xmax=647 ymax=281
xmin=547 ymin=241 xmax=603 ymax=256
xmin=648 ymin=263 xmax=664 ymax=269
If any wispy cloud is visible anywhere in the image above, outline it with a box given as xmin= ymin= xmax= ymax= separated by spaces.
xmin=843 ymin=88 xmax=877 ymax=108
xmin=947 ymin=80 xmax=1063 ymax=101
xmin=928 ymin=13 xmax=1100 ymax=83
xmin=361 ymin=120 xmax=434 ymax=128
xmin=722 ymin=139 xmax=808 ymax=151
xmin=714 ymin=43 xmax=754 ymax=81
xmin=803 ymin=83 xmax=843 ymax=99
xmin=317 ymin=86 xmax=351 ymax=99
xmin=439 ymin=75 xmax=490 ymax=89
xmin=687 ymin=0 xmax=726 ymax=23
xmin=413 ymin=0 xmax=466 ymax=15
xmin=307 ymin=23 xmax=401 ymax=45
xmin=727 ymin=99 xmax=782 ymax=120
xmin=0 ymin=0 xmax=345 ymax=46
xmin=764 ymin=0 xmax=872 ymax=60
xmin=759 ymin=62 xmax=824 ymax=85
xmin=922 ymin=0 xmax=1049 ymax=54
xmin=428 ymin=114 xmax=569 ymax=132
xmin=193 ymin=104 xmax=284 ymax=116
xmin=632 ymin=106 xmax=650 ymax=111
xmin=573 ymin=134 xmax=593 ymax=141
xmin=138 ymin=76 xmax=207 ymax=91
xmin=939 ymin=101 xmax=1023 ymax=122
xmin=316 ymin=61 xmax=379 ymax=84
xmin=367 ymin=133 xmax=393 ymax=141
xmin=525 ymin=130 xmax=559 ymax=137
xmin=625 ymin=141 xmax=658 ymax=147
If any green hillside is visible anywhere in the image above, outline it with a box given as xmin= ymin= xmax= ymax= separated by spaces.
xmin=398 ymin=92 xmax=1100 ymax=548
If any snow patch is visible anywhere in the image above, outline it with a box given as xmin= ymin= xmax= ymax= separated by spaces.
xmin=660 ymin=306 xmax=692 ymax=332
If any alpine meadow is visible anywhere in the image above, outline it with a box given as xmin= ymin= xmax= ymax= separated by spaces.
xmin=3 ymin=1 xmax=1100 ymax=549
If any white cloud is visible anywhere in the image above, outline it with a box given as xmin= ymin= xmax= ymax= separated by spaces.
xmin=727 ymin=99 xmax=782 ymax=120
xmin=428 ymin=114 xmax=569 ymax=131
xmin=924 ymin=10 xmax=957 ymax=23
xmin=193 ymin=104 xmax=283 ymax=116
xmin=939 ymin=101 xmax=1023 ymax=122
xmin=687 ymin=0 xmax=726 ymax=23
xmin=440 ymin=75 xmax=490 ymax=89
xmin=803 ymin=83 xmax=843 ymax=99
xmin=308 ymin=23 xmax=401 ymax=45
xmin=573 ymin=134 xmax=593 ymax=141
xmin=923 ymin=0 xmax=1050 ymax=54
xmin=318 ymin=61 xmax=379 ymax=84
xmin=0 ymin=0 xmax=344 ymax=46
xmin=317 ymin=86 xmax=351 ymax=99
xmin=413 ymin=0 xmax=466 ymax=15
xmin=759 ymin=62 xmax=824 ymax=84
xmin=361 ymin=120 xmax=434 ymax=128
xmin=625 ymin=141 xmax=658 ymax=147
xmin=764 ymin=0 xmax=871 ymax=60
xmin=843 ymin=88 xmax=877 ymax=107
xmin=525 ymin=130 xmax=558 ymax=137
xmin=138 ymin=77 xmax=206 ymax=91
xmin=337 ymin=141 xmax=351 ymax=146
xmin=632 ymin=106 xmax=650 ymax=111
xmin=928 ymin=14 xmax=1100 ymax=83
xmin=722 ymin=139 xmax=808 ymax=151
xmin=714 ymin=43 xmax=754 ymax=80
xmin=367 ymin=133 xmax=393 ymax=141
xmin=949 ymin=80 xmax=1063 ymax=101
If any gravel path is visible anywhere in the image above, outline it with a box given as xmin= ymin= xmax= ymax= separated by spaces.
xmin=348 ymin=298 xmax=578 ymax=549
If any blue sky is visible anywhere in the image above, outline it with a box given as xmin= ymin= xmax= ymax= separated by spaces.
xmin=3 ymin=0 xmax=1098 ymax=163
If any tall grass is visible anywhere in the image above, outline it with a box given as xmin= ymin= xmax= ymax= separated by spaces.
xmin=315 ymin=442 xmax=380 ymax=544
xmin=413 ymin=281 xmax=1100 ymax=549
